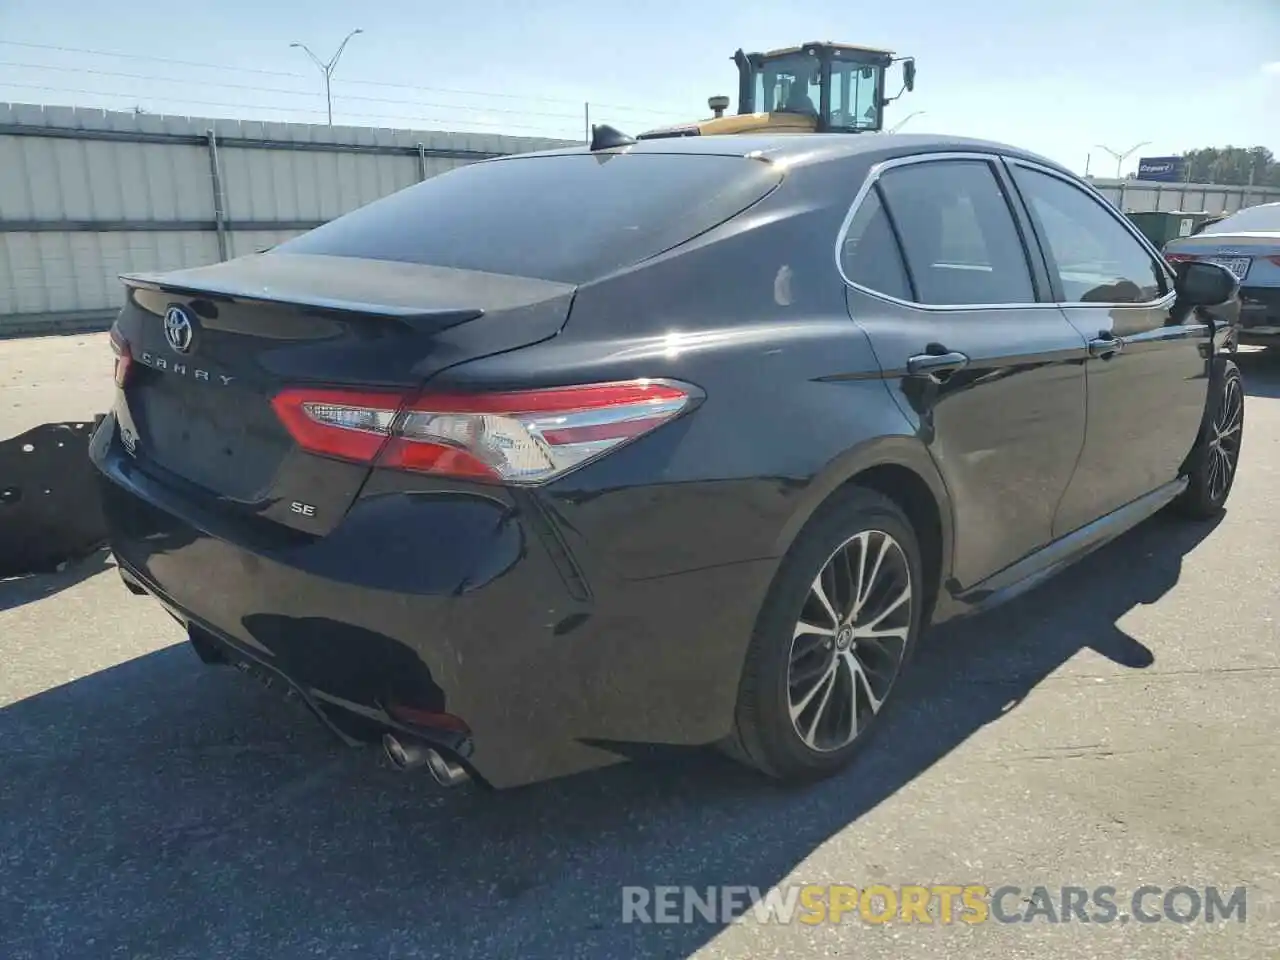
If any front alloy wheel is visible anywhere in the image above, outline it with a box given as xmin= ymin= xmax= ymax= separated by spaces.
xmin=1172 ymin=356 xmax=1243 ymax=519
xmin=1205 ymin=368 xmax=1242 ymax=503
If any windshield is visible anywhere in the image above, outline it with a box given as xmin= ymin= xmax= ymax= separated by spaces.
xmin=278 ymin=152 xmax=783 ymax=284
xmin=755 ymin=53 xmax=883 ymax=131
xmin=1201 ymin=203 xmax=1280 ymax=235
xmin=755 ymin=53 xmax=821 ymax=116
xmin=829 ymin=58 xmax=884 ymax=131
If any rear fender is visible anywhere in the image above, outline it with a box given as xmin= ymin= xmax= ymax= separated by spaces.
xmin=772 ymin=432 xmax=955 ymax=609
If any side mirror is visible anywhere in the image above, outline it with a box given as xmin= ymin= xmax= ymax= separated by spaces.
xmin=1174 ymin=260 xmax=1238 ymax=307
xmin=903 ymin=59 xmax=916 ymax=92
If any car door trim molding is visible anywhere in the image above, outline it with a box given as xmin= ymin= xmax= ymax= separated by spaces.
xmin=834 ymin=150 xmax=1178 ymax=314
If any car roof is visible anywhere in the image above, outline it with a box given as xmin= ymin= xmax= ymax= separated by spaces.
xmin=503 ymin=133 xmax=1073 ymax=178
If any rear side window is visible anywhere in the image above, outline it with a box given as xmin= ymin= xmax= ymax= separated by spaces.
xmin=876 ymin=159 xmax=1036 ymax=306
xmin=839 ymin=188 xmax=912 ymax=300
xmin=278 ymin=153 xmax=783 ymax=284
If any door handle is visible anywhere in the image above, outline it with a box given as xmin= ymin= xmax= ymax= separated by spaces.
xmin=906 ymin=348 xmax=969 ymax=378
xmin=1088 ymin=333 xmax=1124 ymax=358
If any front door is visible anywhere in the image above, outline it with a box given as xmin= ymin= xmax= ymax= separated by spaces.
xmin=839 ymin=153 xmax=1090 ymax=590
xmin=1003 ymin=160 xmax=1212 ymax=536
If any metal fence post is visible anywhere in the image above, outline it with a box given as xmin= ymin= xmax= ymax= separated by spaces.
xmin=205 ymin=129 xmax=229 ymax=261
xmin=417 ymin=142 xmax=428 ymax=181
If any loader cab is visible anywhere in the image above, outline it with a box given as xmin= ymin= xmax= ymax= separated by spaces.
xmin=633 ymin=40 xmax=915 ymax=140
xmin=736 ymin=42 xmax=912 ymax=134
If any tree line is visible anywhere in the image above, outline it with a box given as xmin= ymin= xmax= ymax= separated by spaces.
xmin=1178 ymin=147 xmax=1280 ymax=187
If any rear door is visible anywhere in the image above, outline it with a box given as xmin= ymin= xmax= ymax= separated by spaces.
xmin=840 ymin=153 xmax=1090 ymax=591
xmin=1003 ymin=159 xmax=1210 ymax=536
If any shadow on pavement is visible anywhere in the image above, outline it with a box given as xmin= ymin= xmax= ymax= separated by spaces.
xmin=0 ymin=510 xmax=1220 ymax=959
xmin=0 ymin=548 xmax=114 ymax=613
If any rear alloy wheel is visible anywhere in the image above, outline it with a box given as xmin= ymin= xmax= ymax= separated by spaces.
xmin=1172 ymin=356 xmax=1244 ymax=519
xmin=728 ymin=488 xmax=923 ymax=782
xmin=788 ymin=531 xmax=911 ymax=752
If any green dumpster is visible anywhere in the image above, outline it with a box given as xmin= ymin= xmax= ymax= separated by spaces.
xmin=1125 ymin=211 xmax=1215 ymax=248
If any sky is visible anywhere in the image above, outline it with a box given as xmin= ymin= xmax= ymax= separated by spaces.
xmin=1 ymin=0 xmax=1277 ymax=175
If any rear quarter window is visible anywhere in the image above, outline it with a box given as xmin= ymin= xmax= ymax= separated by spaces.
xmin=278 ymin=152 xmax=784 ymax=284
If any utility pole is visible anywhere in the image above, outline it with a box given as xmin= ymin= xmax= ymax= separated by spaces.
xmin=291 ymin=28 xmax=364 ymax=126
xmin=1094 ymin=140 xmax=1150 ymax=179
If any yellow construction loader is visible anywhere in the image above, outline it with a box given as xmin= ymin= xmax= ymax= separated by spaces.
xmin=632 ymin=41 xmax=915 ymax=140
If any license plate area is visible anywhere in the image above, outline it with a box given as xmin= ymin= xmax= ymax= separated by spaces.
xmin=1205 ymin=256 xmax=1252 ymax=281
xmin=128 ymin=373 xmax=289 ymax=501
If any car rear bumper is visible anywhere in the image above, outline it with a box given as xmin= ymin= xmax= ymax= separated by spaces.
xmin=89 ymin=413 xmax=774 ymax=788
xmin=1238 ymin=287 xmax=1280 ymax=344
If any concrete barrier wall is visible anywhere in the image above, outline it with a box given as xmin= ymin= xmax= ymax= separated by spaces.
xmin=5 ymin=102 xmax=1279 ymax=336
xmin=1087 ymin=177 xmax=1280 ymax=215
xmin=0 ymin=102 xmax=576 ymax=334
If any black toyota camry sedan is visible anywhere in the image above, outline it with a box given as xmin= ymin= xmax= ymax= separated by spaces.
xmin=91 ymin=133 xmax=1244 ymax=790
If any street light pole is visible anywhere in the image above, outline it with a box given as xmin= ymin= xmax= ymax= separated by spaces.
xmin=888 ymin=110 xmax=926 ymax=134
xmin=291 ymin=28 xmax=364 ymax=127
xmin=1094 ymin=140 xmax=1151 ymax=179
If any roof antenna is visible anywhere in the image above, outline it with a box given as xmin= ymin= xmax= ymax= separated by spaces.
xmin=589 ymin=123 xmax=636 ymax=151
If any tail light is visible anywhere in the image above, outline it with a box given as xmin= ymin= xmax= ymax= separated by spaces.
xmin=271 ymin=379 xmax=699 ymax=484
xmin=1164 ymin=252 xmax=1199 ymax=264
xmin=385 ymin=700 xmax=471 ymax=734
xmin=109 ymin=328 xmax=133 ymax=388
xmin=1267 ymin=256 xmax=1280 ymax=267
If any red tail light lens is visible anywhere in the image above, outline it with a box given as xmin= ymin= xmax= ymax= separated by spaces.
xmin=271 ymin=380 xmax=698 ymax=484
xmin=1164 ymin=252 xmax=1199 ymax=264
xmin=1267 ymin=256 xmax=1280 ymax=267
xmin=271 ymin=388 xmax=405 ymax=464
xmin=109 ymin=328 xmax=133 ymax=388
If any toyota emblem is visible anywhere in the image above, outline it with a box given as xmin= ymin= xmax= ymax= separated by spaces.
xmin=164 ymin=305 xmax=195 ymax=354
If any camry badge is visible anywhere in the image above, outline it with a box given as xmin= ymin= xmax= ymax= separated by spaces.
xmin=164 ymin=305 xmax=195 ymax=355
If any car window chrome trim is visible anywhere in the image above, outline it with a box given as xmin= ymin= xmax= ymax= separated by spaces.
xmin=835 ymin=151 xmax=1179 ymax=313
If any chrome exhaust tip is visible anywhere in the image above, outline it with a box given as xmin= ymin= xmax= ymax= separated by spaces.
xmin=424 ymin=748 xmax=470 ymax=787
xmin=381 ymin=733 xmax=470 ymax=787
xmin=382 ymin=733 xmax=429 ymax=771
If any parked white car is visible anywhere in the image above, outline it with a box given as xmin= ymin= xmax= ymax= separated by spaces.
xmin=1164 ymin=202 xmax=1280 ymax=348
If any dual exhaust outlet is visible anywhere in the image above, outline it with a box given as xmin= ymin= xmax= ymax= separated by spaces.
xmin=381 ymin=733 xmax=470 ymax=787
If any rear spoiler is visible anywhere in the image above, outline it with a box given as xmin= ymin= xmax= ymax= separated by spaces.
xmin=120 ymin=272 xmax=484 ymax=332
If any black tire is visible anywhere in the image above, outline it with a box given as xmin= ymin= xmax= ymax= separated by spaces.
xmin=726 ymin=486 xmax=925 ymax=782
xmin=1171 ymin=356 xmax=1244 ymax=520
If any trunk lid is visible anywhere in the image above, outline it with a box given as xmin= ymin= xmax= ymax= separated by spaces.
xmin=1165 ymin=231 xmax=1280 ymax=285
xmin=112 ymin=252 xmax=574 ymax=534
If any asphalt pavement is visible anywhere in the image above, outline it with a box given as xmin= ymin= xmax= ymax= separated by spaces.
xmin=1 ymin=334 xmax=1278 ymax=959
